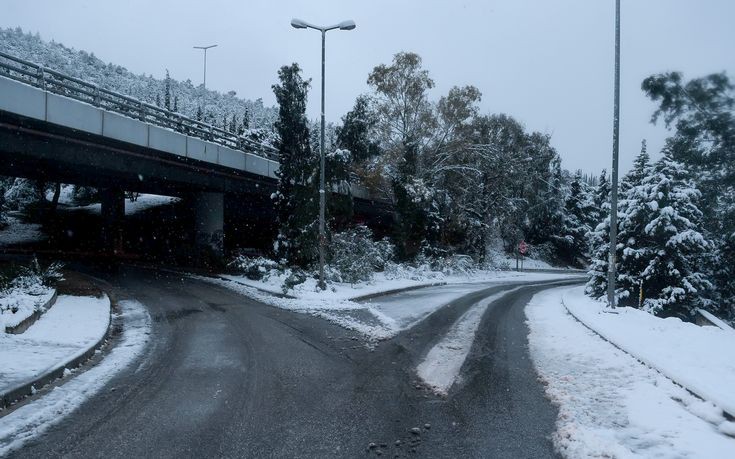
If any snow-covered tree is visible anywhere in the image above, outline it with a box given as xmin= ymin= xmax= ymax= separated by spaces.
xmin=271 ymin=63 xmax=318 ymax=267
xmin=632 ymin=152 xmax=712 ymax=316
xmin=559 ymin=171 xmax=596 ymax=266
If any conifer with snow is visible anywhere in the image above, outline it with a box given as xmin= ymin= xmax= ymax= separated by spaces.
xmin=633 ymin=152 xmax=712 ymax=316
xmin=271 ymin=64 xmax=318 ymax=267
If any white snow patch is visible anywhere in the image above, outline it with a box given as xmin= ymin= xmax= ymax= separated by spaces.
xmin=0 ymin=300 xmax=151 ymax=455
xmin=526 ymin=287 xmax=735 ymax=458
xmin=207 ymin=271 xmax=580 ymax=341
xmin=74 ymin=194 xmax=179 ymax=216
xmin=0 ymin=214 xmax=46 ymax=247
xmin=562 ymin=287 xmax=735 ymax=417
xmin=0 ymin=295 xmax=110 ymax=394
xmin=416 ymin=287 xmax=522 ymax=394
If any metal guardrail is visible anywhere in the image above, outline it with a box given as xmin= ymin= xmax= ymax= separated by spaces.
xmin=0 ymin=50 xmax=279 ymax=160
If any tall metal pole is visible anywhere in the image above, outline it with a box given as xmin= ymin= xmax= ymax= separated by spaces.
xmin=607 ymin=0 xmax=621 ymax=309
xmin=194 ymin=45 xmax=217 ymax=117
xmin=290 ymin=18 xmax=355 ymax=291
xmin=203 ymin=47 xmax=208 ymax=90
xmin=318 ymin=30 xmax=327 ymax=290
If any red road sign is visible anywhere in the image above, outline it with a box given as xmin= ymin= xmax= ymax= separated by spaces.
xmin=519 ymin=241 xmax=528 ymax=255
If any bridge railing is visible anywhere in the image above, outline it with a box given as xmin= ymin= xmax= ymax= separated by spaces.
xmin=0 ymin=50 xmax=279 ymax=160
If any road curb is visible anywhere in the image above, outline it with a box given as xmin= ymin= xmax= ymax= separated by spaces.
xmin=560 ymin=289 xmax=734 ymax=420
xmin=4 ymin=290 xmax=58 ymax=334
xmin=0 ymin=280 xmax=114 ymax=409
xmin=350 ymin=282 xmax=448 ymax=302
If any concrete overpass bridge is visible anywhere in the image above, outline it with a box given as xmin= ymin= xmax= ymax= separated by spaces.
xmin=0 ymin=51 xmax=390 ymax=258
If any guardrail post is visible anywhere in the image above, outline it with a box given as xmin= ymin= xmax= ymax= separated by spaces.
xmin=139 ymin=101 xmax=146 ymax=122
xmin=38 ymin=67 xmax=46 ymax=90
xmin=93 ymin=85 xmax=101 ymax=106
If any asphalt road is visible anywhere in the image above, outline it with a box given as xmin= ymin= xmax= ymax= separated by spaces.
xmin=9 ymin=267 xmax=583 ymax=458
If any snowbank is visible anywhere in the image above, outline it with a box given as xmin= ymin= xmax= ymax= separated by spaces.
xmin=0 ymin=287 xmax=54 ymax=331
xmin=562 ymin=287 xmax=735 ymax=416
xmin=0 ymin=295 xmax=110 ymax=395
xmin=0 ymin=300 xmax=151 ymax=455
xmin=526 ymin=287 xmax=735 ymax=458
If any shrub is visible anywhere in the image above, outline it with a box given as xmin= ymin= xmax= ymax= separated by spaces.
xmin=3 ymin=178 xmax=41 ymax=211
xmin=327 ymin=225 xmax=395 ymax=284
xmin=229 ymin=255 xmax=280 ymax=281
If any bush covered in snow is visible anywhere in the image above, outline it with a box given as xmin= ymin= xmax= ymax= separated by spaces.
xmin=3 ymin=178 xmax=42 ymax=211
xmin=228 ymin=255 xmax=281 ymax=281
xmin=0 ymin=258 xmax=63 ymax=322
xmin=326 ymin=225 xmax=394 ymax=284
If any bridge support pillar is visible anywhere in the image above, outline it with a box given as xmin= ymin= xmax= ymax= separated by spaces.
xmin=194 ymin=192 xmax=224 ymax=259
xmin=100 ymin=188 xmax=125 ymax=255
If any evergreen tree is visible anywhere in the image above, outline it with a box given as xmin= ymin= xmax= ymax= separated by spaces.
xmin=560 ymin=171 xmax=596 ymax=266
xmin=173 ymin=95 xmax=178 ymax=112
xmin=271 ymin=63 xmax=318 ymax=267
xmin=229 ymin=114 xmax=238 ymax=133
xmin=196 ymin=105 xmax=203 ymax=121
xmin=164 ymin=69 xmax=171 ymax=111
xmin=586 ymin=169 xmax=614 ymax=299
xmin=336 ymin=95 xmax=380 ymax=164
xmin=630 ymin=152 xmax=712 ymax=317
xmin=615 ymin=144 xmax=653 ymax=306
xmin=242 ymin=109 xmax=251 ymax=131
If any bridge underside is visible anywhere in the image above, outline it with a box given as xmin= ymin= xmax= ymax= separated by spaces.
xmin=0 ymin=110 xmax=393 ymax=262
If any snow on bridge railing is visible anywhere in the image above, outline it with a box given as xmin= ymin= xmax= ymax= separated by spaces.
xmin=0 ymin=50 xmax=279 ymax=160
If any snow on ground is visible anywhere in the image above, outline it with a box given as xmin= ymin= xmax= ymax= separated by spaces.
xmin=208 ymin=270 xmax=581 ymax=341
xmin=0 ymin=300 xmax=151 ymax=455
xmin=0 ymin=214 xmax=46 ymax=247
xmin=526 ymin=287 xmax=735 ymax=458
xmin=562 ymin=287 xmax=735 ymax=417
xmin=0 ymin=295 xmax=110 ymax=394
xmin=0 ymin=287 xmax=54 ymax=331
xmin=73 ymin=194 xmax=179 ymax=216
xmin=417 ymin=287 xmax=523 ymax=394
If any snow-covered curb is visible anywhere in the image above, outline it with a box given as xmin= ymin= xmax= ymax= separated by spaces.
xmin=527 ymin=287 xmax=735 ymax=457
xmin=0 ymin=294 xmax=111 ymax=408
xmin=0 ymin=299 xmax=151 ymax=455
xmin=3 ymin=289 xmax=57 ymax=334
xmin=561 ymin=287 xmax=735 ymax=418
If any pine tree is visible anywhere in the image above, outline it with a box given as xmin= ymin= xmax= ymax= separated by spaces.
xmin=586 ymin=169 xmax=614 ymax=299
xmin=229 ymin=114 xmax=237 ymax=133
xmin=271 ymin=63 xmax=318 ymax=267
xmin=632 ymin=152 xmax=712 ymax=317
xmin=560 ymin=171 xmax=596 ymax=266
xmin=615 ymin=143 xmax=652 ymax=306
xmin=173 ymin=95 xmax=179 ymax=112
xmin=196 ymin=105 xmax=203 ymax=121
xmin=164 ymin=69 xmax=171 ymax=111
xmin=336 ymin=95 xmax=380 ymax=164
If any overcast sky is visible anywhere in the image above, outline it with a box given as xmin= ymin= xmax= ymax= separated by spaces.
xmin=4 ymin=0 xmax=734 ymax=175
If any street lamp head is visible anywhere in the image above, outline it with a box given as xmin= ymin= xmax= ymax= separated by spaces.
xmin=338 ymin=20 xmax=356 ymax=30
xmin=290 ymin=18 xmax=308 ymax=29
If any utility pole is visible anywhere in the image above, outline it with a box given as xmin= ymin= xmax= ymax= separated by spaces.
xmin=607 ymin=0 xmax=621 ymax=309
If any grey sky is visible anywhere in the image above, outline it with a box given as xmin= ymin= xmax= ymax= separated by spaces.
xmin=4 ymin=0 xmax=734 ymax=175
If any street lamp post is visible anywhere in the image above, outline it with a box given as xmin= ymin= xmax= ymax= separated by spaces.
xmin=290 ymin=18 xmax=356 ymax=290
xmin=607 ymin=0 xmax=621 ymax=309
xmin=193 ymin=44 xmax=218 ymax=90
